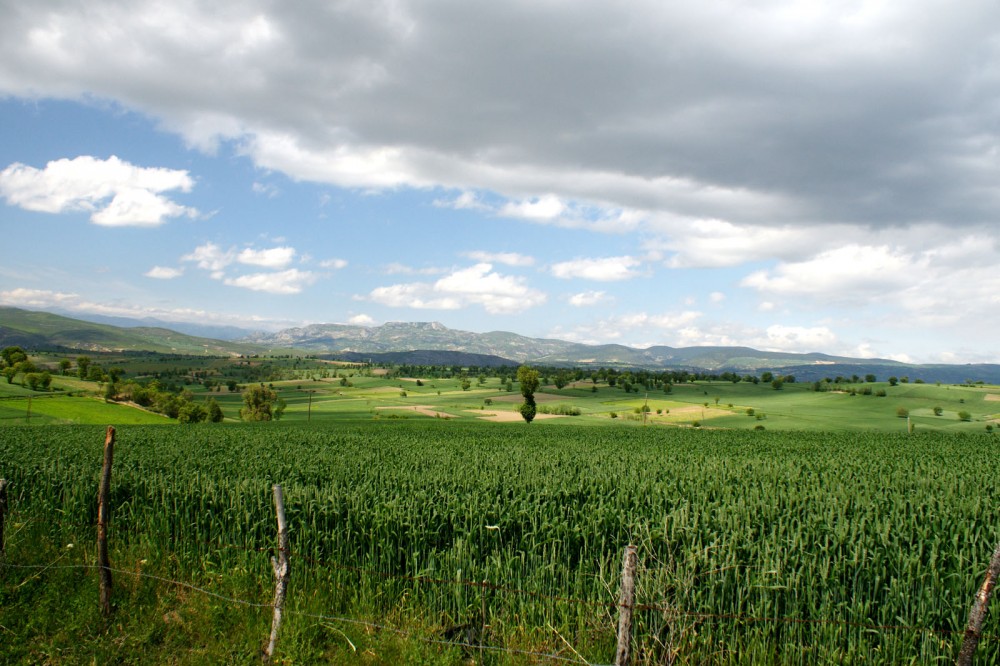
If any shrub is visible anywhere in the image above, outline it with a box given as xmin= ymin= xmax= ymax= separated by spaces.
xmin=958 ymin=411 xmax=972 ymax=422
xmin=896 ymin=407 xmax=909 ymax=418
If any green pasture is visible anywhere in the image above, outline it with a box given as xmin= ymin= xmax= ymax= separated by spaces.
xmin=3 ymin=349 xmax=998 ymax=431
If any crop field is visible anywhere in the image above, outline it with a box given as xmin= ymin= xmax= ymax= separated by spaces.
xmin=1 ymin=422 xmax=999 ymax=664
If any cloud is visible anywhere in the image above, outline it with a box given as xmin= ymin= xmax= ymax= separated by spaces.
xmin=347 ymin=313 xmax=376 ymax=326
xmin=382 ymin=262 xmax=446 ymax=275
xmin=434 ymin=190 xmax=488 ymax=210
xmin=741 ymin=244 xmax=918 ymax=302
xmin=551 ymin=256 xmax=642 ymax=281
xmin=319 ymin=258 xmax=348 ymax=269
xmin=144 ymin=266 xmax=183 ymax=279
xmin=0 ymin=287 xmax=77 ymax=308
xmin=7 ymin=2 xmax=999 ymax=237
xmin=181 ymin=242 xmax=235 ymax=272
xmin=763 ymin=325 xmax=838 ymax=352
xmin=367 ymin=263 xmax=546 ymax=314
xmin=568 ymin=290 xmax=608 ymax=307
xmin=499 ymin=195 xmax=565 ymax=221
xmin=463 ymin=251 xmax=534 ymax=267
xmin=223 ymin=268 xmax=317 ymax=294
xmin=0 ymin=286 xmax=294 ymax=329
xmin=0 ymin=155 xmax=197 ymax=226
xmin=238 ymin=246 xmax=296 ymax=268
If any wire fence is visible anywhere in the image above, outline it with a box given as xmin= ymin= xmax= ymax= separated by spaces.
xmin=2 ymin=529 xmax=993 ymax=665
xmin=6 ymin=508 xmax=996 ymax=643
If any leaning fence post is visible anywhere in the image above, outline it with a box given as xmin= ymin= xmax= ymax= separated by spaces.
xmin=264 ymin=484 xmax=290 ymax=662
xmin=957 ymin=540 xmax=1000 ymax=666
xmin=97 ymin=426 xmax=115 ymax=616
xmin=615 ymin=544 xmax=638 ymax=666
xmin=0 ymin=478 xmax=8 ymax=555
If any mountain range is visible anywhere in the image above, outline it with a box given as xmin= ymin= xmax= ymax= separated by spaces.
xmin=1 ymin=306 xmax=998 ymax=383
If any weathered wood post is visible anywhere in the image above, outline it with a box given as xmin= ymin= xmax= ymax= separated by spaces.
xmin=615 ymin=544 xmax=638 ymax=666
xmin=264 ymin=484 xmax=290 ymax=662
xmin=957 ymin=540 xmax=1000 ymax=665
xmin=0 ymin=478 xmax=8 ymax=555
xmin=97 ymin=426 xmax=115 ymax=616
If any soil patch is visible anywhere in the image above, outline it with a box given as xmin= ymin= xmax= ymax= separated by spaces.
xmin=491 ymin=392 xmax=567 ymax=404
xmin=380 ymin=405 xmax=451 ymax=418
xmin=468 ymin=409 xmax=566 ymax=422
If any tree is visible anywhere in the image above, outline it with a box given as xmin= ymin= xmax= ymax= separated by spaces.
xmin=888 ymin=376 xmax=899 ymax=386
xmin=241 ymin=384 xmax=277 ymax=421
xmin=77 ymin=356 xmax=91 ymax=380
xmin=178 ymin=402 xmax=208 ymax=423
xmin=1 ymin=346 xmax=27 ymax=367
xmin=206 ymin=397 xmax=225 ymax=423
xmin=59 ymin=359 xmax=71 ymax=375
xmin=760 ymin=371 xmax=774 ymax=383
xmin=516 ymin=365 xmax=540 ymax=424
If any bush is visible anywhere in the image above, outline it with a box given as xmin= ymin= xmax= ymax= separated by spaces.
xmin=896 ymin=406 xmax=909 ymax=418
xmin=958 ymin=410 xmax=972 ymax=422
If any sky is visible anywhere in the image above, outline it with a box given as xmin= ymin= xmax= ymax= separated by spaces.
xmin=1 ymin=1 xmax=999 ymax=364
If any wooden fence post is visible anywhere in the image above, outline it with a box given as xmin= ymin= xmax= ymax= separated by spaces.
xmin=264 ymin=484 xmax=290 ymax=662
xmin=97 ymin=426 xmax=115 ymax=616
xmin=957 ymin=540 xmax=1000 ymax=666
xmin=615 ymin=544 xmax=638 ymax=666
xmin=0 ymin=478 xmax=8 ymax=555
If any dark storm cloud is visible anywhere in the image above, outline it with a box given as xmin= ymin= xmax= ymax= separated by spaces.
xmin=3 ymin=0 xmax=1000 ymax=228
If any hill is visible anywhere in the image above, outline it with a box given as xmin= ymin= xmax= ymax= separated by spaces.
xmin=3 ymin=306 xmax=999 ymax=383
xmin=0 ymin=307 xmax=266 ymax=356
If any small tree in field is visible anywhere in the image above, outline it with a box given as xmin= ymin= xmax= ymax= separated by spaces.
xmin=241 ymin=384 xmax=277 ymax=421
xmin=517 ymin=365 xmax=540 ymax=424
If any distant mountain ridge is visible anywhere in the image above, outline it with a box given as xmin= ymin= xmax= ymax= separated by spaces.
xmin=0 ymin=306 xmax=265 ymax=356
xmin=2 ymin=306 xmax=999 ymax=383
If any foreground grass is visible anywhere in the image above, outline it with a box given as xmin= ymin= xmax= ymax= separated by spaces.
xmin=2 ymin=422 xmax=999 ymax=663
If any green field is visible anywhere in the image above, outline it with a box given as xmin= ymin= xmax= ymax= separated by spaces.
xmin=2 ymin=422 xmax=999 ymax=664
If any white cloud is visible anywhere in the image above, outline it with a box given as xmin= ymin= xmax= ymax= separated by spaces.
xmin=382 ymin=262 xmax=444 ymax=275
xmin=551 ymin=256 xmax=642 ymax=281
xmin=0 ymin=287 xmax=78 ymax=308
xmin=252 ymin=181 xmax=279 ymax=197
xmin=709 ymin=291 xmax=726 ymax=303
xmin=0 ymin=155 xmax=197 ymax=226
xmin=499 ymin=195 xmax=565 ymax=221
xmin=181 ymin=242 xmax=236 ymax=272
xmin=568 ymin=290 xmax=608 ymax=307
xmin=144 ymin=266 xmax=183 ymax=279
xmin=367 ymin=263 xmax=546 ymax=314
xmin=368 ymin=283 xmax=462 ymax=310
xmin=348 ymin=313 xmax=376 ymax=326
xmin=238 ymin=246 xmax=296 ymax=268
xmin=319 ymin=258 xmax=348 ymax=269
xmin=434 ymin=190 xmax=488 ymax=210
xmin=741 ymin=245 xmax=916 ymax=301
xmin=764 ymin=325 xmax=838 ymax=352
xmin=462 ymin=251 xmax=534 ymax=267
xmin=0 ymin=286 xmax=293 ymax=330
xmin=223 ymin=268 xmax=317 ymax=294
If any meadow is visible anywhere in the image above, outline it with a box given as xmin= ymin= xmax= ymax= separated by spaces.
xmin=1 ymin=421 xmax=999 ymax=664
xmin=3 ymin=356 xmax=997 ymax=433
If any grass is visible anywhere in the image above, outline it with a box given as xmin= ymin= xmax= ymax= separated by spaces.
xmin=2 ymin=423 xmax=999 ymax=663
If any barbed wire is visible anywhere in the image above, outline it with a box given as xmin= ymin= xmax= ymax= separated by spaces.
xmin=2 ymin=562 xmax=591 ymax=664
xmin=3 ymin=518 xmax=994 ymax=645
